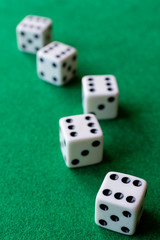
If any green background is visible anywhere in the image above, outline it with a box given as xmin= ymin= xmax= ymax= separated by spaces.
xmin=1 ymin=0 xmax=160 ymax=239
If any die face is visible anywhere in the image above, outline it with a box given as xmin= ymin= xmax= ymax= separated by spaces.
xmin=59 ymin=114 xmax=103 ymax=168
xmin=37 ymin=42 xmax=77 ymax=86
xmin=67 ymin=136 xmax=103 ymax=168
xmin=97 ymin=172 xmax=147 ymax=209
xmin=95 ymin=198 xmax=136 ymax=235
xmin=17 ymin=15 xmax=52 ymax=33
xmin=82 ymin=75 xmax=119 ymax=119
xmin=83 ymin=75 xmax=118 ymax=97
xmin=16 ymin=15 xmax=52 ymax=54
xmin=16 ymin=29 xmax=43 ymax=53
xmin=95 ymin=171 xmax=147 ymax=235
xmin=83 ymin=95 xmax=119 ymax=120
xmin=37 ymin=49 xmax=61 ymax=85
xmin=60 ymin=114 xmax=103 ymax=141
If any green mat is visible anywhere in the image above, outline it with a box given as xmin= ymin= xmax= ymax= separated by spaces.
xmin=0 ymin=0 xmax=160 ymax=239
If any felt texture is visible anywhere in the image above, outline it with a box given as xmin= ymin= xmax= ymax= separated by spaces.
xmin=0 ymin=0 xmax=160 ymax=239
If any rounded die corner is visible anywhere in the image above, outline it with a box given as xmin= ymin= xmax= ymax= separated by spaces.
xmin=26 ymin=14 xmax=33 ymax=18
xmin=109 ymin=74 xmax=116 ymax=79
xmin=59 ymin=117 xmax=65 ymax=126
xmin=73 ymin=48 xmax=77 ymax=54
xmin=82 ymin=75 xmax=90 ymax=81
xmin=16 ymin=24 xmax=21 ymax=32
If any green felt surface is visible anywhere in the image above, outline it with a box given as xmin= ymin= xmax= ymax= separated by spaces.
xmin=1 ymin=0 xmax=160 ymax=239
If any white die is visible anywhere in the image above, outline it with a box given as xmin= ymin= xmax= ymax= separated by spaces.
xmin=59 ymin=114 xmax=103 ymax=168
xmin=95 ymin=171 xmax=147 ymax=235
xmin=16 ymin=15 xmax=52 ymax=54
xmin=37 ymin=41 xmax=77 ymax=86
xmin=82 ymin=75 xmax=119 ymax=119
